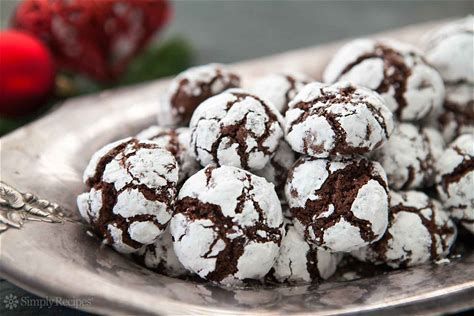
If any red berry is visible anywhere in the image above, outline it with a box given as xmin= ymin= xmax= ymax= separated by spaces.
xmin=0 ymin=30 xmax=55 ymax=117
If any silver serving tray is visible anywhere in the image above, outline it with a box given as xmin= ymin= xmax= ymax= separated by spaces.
xmin=1 ymin=19 xmax=473 ymax=315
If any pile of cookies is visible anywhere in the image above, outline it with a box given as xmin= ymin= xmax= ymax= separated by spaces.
xmin=77 ymin=16 xmax=473 ymax=286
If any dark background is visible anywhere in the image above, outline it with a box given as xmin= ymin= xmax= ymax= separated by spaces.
xmin=0 ymin=0 xmax=473 ymax=315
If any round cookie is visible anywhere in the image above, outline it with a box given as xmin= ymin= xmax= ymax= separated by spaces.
xmin=284 ymin=81 xmax=394 ymax=158
xmin=424 ymin=16 xmax=474 ymax=118
xmin=170 ymin=165 xmax=284 ymax=285
xmin=443 ymin=83 xmax=474 ymax=121
xmin=437 ymin=109 xmax=474 ymax=143
xmin=134 ymin=227 xmax=188 ymax=277
xmin=77 ymin=138 xmax=179 ymax=254
xmin=137 ymin=126 xmax=201 ymax=184
xmin=253 ymin=140 xmax=296 ymax=199
xmin=425 ymin=15 xmax=474 ymax=83
xmin=267 ymin=219 xmax=341 ymax=284
xmin=285 ymin=156 xmax=389 ymax=253
xmin=157 ymin=63 xmax=240 ymax=126
xmin=189 ymin=89 xmax=284 ymax=170
xmin=436 ymin=134 xmax=474 ymax=234
xmin=323 ymin=38 xmax=445 ymax=121
xmin=352 ymin=190 xmax=457 ymax=268
xmin=373 ymin=123 xmax=445 ymax=190
xmin=250 ymin=72 xmax=312 ymax=114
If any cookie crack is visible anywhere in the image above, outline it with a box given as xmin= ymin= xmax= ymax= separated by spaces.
xmin=291 ymin=159 xmax=385 ymax=245
xmin=440 ymin=156 xmax=474 ymax=195
xmin=338 ymin=44 xmax=412 ymax=119
xmin=176 ymin=195 xmax=283 ymax=282
xmin=390 ymin=201 xmax=455 ymax=260
xmin=205 ymin=92 xmax=281 ymax=168
xmin=287 ymin=87 xmax=388 ymax=155
xmin=85 ymin=140 xmax=176 ymax=249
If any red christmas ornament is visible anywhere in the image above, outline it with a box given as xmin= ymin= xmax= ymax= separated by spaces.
xmin=0 ymin=30 xmax=55 ymax=117
xmin=12 ymin=0 xmax=172 ymax=82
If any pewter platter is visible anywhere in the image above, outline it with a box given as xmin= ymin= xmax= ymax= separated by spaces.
xmin=1 ymin=20 xmax=473 ymax=315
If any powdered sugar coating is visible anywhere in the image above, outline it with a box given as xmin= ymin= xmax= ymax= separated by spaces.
xmin=189 ymin=89 xmax=284 ymax=170
xmin=424 ymin=16 xmax=474 ymax=84
xmin=373 ymin=123 xmax=445 ymax=190
xmin=436 ymin=134 xmax=474 ymax=233
xmin=250 ymin=72 xmax=312 ymax=113
xmin=437 ymin=109 xmax=474 ymax=143
xmin=424 ymin=17 xmax=474 ymax=126
xmin=170 ymin=165 xmax=284 ymax=284
xmin=285 ymin=81 xmax=394 ymax=158
xmin=82 ymin=138 xmax=130 ymax=184
xmin=137 ymin=126 xmax=201 ymax=184
xmin=134 ymin=227 xmax=188 ymax=277
xmin=285 ymin=156 xmax=389 ymax=252
xmin=268 ymin=219 xmax=341 ymax=283
xmin=157 ymin=63 xmax=240 ymax=126
xmin=253 ymin=140 xmax=296 ymax=199
xmin=323 ymin=38 xmax=445 ymax=121
xmin=77 ymin=138 xmax=179 ymax=254
xmin=352 ymin=190 xmax=457 ymax=268
xmin=444 ymin=83 xmax=474 ymax=121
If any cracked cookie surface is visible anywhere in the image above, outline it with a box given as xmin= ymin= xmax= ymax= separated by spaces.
xmin=250 ymin=72 xmax=312 ymax=114
xmin=137 ymin=126 xmax=201 ymax=184
xmin=170 ymin=165 xmax=284 ymax=285
xmin=436 ymin=109 xmax=474 ymax=143
xmin=284 ymin=81 xmax=394 ymax=158
xmin=77 ymin=137 xmax=178 ymax=253
xmin=266 ymin=217 xmax=341 ymax=284
xmin=424 ymin=15 xmax=473 ymax=118
xmin=189 ymin=89 xmax=284 ymax=170
xmin=158 ymin=63 xmax=240 ymax=126
xmin=133 ymin=227 xmax=188 ymax=277
xmin=285 ymin=156 xmax=389 ymax=252
xmin=352 ymin=190 xmax=457 ymax=268
xmin=323 ymin=39 xmax=445 ymax=121
xmin=436 ymin=134 xmax=474 ymax=234
xmin=373 ymin=123 xmax=445 ymax=190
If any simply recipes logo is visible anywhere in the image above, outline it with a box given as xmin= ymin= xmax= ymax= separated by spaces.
xmin=3 ymin=294 xmax=93 ymax=310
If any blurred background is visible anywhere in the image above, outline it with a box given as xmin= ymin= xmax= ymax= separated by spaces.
xmin=0 ymin=1 xmax=472 ymax=315
xmin=116 ymin=0 xmax=473 ymax=64
xmin=2 ymin=0 xmax=472 ymax=64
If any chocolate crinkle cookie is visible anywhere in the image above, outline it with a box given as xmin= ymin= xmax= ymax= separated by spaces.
xmin=424 ymin=15 xmax=474 ymax=119
xmin=253 ymin=140 xmax=296 ymax=199
xmin=133 ymin=227 xmax=188 ymax=277
xmin=436 ymin=134 xmax=474 ymax=234
xmin=284 ymin=81 xmax=394 ymax=158
xmin=323 ymin=39 xmax=445 ymax=121
xmin=267 ymin=218 xmax=342 ymax=284
xmin=189 ymin=89 xmax=284 ymax=170
xmin=285 ymin=156 xmax=389 ymax=253
xmin=170 ymin=165 xmax=284 ymax=285
xmin=157 ymin=63 xmax=240 ymax=126
xmin=352 ymin=190 xmax=457 ymax=268
xmin=250 ymin=72 xmax=312 ymax=114
xmin=437 ymin=109 xmax=474 ymax=143
xmin=77 ymin=138 xmax=179 ymax=254
xmin=373 ymin=123 xmax=445 ymax=190
xmin=136 ymin=126 xmax=201 ymax=184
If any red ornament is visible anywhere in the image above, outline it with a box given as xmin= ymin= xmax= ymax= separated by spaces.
xmin=0 ymin=30 xmax=55 ymax=117
xmin=12 ymin=0 xmax=172 ymax=82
